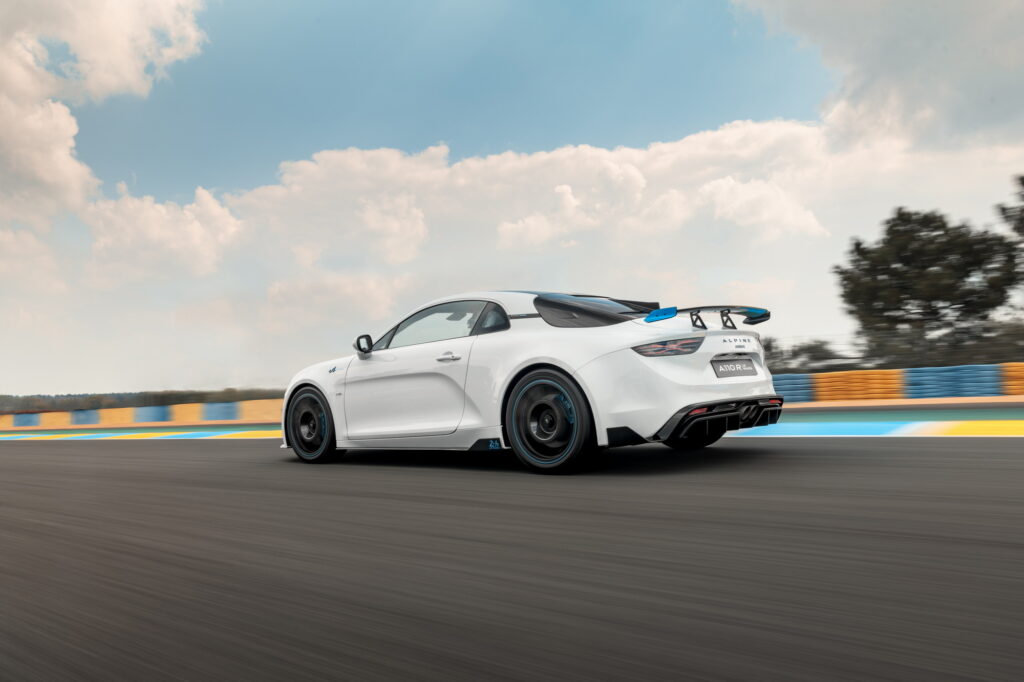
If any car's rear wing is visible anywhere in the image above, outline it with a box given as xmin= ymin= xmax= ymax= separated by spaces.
xmin=644 ymin=305 xmax=770 ymax=328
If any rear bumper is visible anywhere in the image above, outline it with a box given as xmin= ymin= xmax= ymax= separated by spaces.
xmin=574 ymin=347 xmax=778 ymax=445
xmin=651 ymin=395 xmax=784 ymax=442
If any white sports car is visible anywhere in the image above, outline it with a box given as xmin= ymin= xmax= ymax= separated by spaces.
xmin=282 ymin=291 xmax=782 ymax=471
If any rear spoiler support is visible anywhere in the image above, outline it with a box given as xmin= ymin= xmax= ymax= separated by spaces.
xmin=643 ymin=305 xmax=771 ymax=326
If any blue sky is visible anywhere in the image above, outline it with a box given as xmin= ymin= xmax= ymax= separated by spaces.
xmin=4 ymin=0 xmax=1022 ymax=393
xmin=72 ymin=0 xmax=832 ymax=203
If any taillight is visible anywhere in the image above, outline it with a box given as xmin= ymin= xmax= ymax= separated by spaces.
xmin=632 ymin=336 xmax=705 ymax=357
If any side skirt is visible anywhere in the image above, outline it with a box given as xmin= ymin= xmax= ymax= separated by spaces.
xmin=336 ymin=425 xmax=504 ymax=451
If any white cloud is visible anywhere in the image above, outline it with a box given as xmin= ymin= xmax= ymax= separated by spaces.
xmin=81 ymin=184 xmax=240 ymax=284
xmin=620 ymin=190 xmax=696 ymax=234
xmin=0 ymin=0 xmax=206 ymax=101
xmin=0 ymin=0 xmax=205 ymax=233
xmin=264 ymin=271 xmax=413 ymax=331
xmin=0 ymin=37 xmax=96 ymax=229
xmin=498 ymin=184 xmax=596 ymax=248
xmin=0 ymin=228 xmax=67 ymax=293
xmin=359 ymin=195 xmax=427 ymax=264
xmin=735 ymin=0 xmax=1024 ymax=142
xmin=699 ymin=176 xmax=825 ymax=239
xmin=724 ymin=276 xmax=796 ymax=302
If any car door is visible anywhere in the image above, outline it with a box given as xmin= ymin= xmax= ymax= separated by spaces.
xmin=343 ymin=300 xmax=488 ymax=439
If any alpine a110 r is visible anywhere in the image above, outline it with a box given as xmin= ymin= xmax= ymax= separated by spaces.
xmin=282 ymin=291 xmax=783 ymax=471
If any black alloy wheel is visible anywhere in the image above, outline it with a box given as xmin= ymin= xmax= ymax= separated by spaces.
xmin=505 ymin=369 xmax=593 ymax=472
xmin=287 ymin=387 xmax=337 ymax=463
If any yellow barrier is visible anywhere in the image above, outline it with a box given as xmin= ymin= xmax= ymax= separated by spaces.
xmin=98 ymin=408 xmax=134 ymax=426
xmin=813 ymin=369 xmax=904 ymax=401
xmin=1004 ymin=362 xmax=1024 ymax=395
xmin=239 ymin=399 xmax=283 ymax=421
xmin=39 ymin=411 xmax=72 ymax=428
xmin=171 ymin=403 xmax=204 ymax=422
xmin=0 ymin=414 xmax=12 ymax=429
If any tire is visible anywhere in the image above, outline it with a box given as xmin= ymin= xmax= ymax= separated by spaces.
xmin=663 ymin=422 xmax=726 ymax=452
xmin=286 ymin=386 xmax=338 ymax=463
xmin=504 ymin=369 xmax=593 ymax=472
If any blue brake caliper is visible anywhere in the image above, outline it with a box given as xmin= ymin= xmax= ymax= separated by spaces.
xmin=556 ymin=393 xmax=575 ymax=425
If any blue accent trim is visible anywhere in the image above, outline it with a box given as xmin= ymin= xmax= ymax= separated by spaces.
xmin=644 ymin=306 xmax=678 ymax=322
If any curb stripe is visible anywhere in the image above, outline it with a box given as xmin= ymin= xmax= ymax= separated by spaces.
xmin=729 ymin=420 xmax=1024 ymax=437
xmin=0 ymin=429 xmax=281 ymax=441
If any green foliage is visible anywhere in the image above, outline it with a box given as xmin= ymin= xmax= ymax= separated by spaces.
xmin=833 ymin=205 xmax=1021 ymax=367
xmin=997 ymin=175 xmax=1024 ymax=240
xmin=762 ymin=337 xmax=854 ymax=373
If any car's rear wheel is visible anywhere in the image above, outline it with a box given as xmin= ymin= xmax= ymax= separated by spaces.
xmin=286 ymin=387 xmax=338 ymax=463
xmin=504 ymin=369 xmax=593 ymax=472
xmin=663 ymin=422 xmax=727 ymax=451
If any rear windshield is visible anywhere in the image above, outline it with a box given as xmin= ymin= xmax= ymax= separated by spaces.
xmin=533 ymin=294 xmax=652 ymax=328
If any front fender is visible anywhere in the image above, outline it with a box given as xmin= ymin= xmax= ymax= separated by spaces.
xmin=281 ymin=356 xmax=353 ymax=446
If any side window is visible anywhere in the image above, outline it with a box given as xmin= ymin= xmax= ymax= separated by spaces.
xmin=371 ymin=328 xmax=395 ymax=351
xmin=474 ymin=303 xmax=510 ymax=335
xmin=388 ymin=300 xmax=487 ymax=349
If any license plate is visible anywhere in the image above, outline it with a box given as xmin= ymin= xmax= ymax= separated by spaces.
xmin=712 ymin=358 xmax=757 ymax=378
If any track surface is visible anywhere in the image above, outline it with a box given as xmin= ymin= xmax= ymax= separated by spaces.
xmin=1 ymin=438 xmax=1022 ymax=681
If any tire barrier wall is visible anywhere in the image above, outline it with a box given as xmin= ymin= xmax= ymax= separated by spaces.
xmin=0 ymin=399 xmax=284 ymax=430
xmin=772 ymin=363 xmax=1024 ymax=403
xmin=770 ymin=374 xmax=813 ymax=404
xmin=815 ymin=369 xmax=903 ymax=402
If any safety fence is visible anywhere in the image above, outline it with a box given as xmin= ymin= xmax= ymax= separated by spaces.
xmin=774 ymin=362 xmax=1024 ymax=404
xmin=0 ymin=399 xmax=282 ymax=430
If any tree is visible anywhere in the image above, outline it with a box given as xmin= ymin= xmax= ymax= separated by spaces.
xmin=761 ymin=337 xmax=848 ymax=373
xmin=997 ymin=175 xmax=1024 ymax=240
xmin=787 ymin=339 xmax=843 ymax=365
xmin=833 ymin=208 xmax=1020 ymax=366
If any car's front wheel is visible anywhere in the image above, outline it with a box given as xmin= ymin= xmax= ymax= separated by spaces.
xmin=286 ymin=386 xmax=338 ymax=463
xmin=504 ymin=369 xmax=593 ymax=472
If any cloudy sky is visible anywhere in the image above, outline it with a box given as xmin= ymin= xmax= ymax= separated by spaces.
xmin=2 ymin=0 xmax=1023 ymax=394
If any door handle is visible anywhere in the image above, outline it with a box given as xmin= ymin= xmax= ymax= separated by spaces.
xmin=436 ymin=353 xmax=461 ymax=362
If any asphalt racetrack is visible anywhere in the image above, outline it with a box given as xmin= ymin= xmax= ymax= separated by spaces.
xmin=1 ymin=438 xmax=1022 ymax=681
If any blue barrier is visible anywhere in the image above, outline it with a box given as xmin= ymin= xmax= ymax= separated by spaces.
xmin=134 ymin=405 xmax=171 ymax=422
xmin=13 ymin=413 xmax=40 ymax=427
xmin=71 ymin=409 xmax=99 ymax=425
xmin=772 ymin=373 xmax=814 ymax=403
xmin=906 ymin=364 xmax=1003 ymax=398
xmin=906 ymin=366 xmax=953 ymax=399
xmin=954 ymin=364 xmax=1002 ymax=397
xmin=203 ymin=402 xmax=238 ymax=421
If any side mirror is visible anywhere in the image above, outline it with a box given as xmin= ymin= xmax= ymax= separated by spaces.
xmin=353 ymin=334 xmax=373 ymax=355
